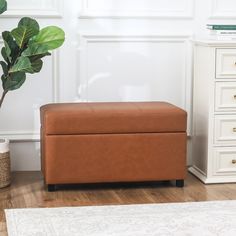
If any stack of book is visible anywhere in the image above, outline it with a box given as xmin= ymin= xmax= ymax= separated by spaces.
xmin=207 ymin=24 xmax=236 ymax=40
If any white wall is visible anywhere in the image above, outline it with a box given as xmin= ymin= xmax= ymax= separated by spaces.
xmin=0 ymin=0 xmax=236 ymax=170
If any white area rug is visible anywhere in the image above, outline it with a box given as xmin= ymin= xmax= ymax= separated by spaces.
xmin=5 ymin=201 xmax=236 ymax=236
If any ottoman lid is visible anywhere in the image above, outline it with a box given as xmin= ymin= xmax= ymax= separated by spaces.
xmin=40 ymin=102 xmax=187 ymax=135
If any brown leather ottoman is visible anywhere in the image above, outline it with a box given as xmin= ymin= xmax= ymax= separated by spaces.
xmin=40 ymin=102 xmax=187 ymax=191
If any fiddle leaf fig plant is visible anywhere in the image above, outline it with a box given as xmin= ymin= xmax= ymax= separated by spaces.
xmin=0 ymin=0 xmax=65 ymax=108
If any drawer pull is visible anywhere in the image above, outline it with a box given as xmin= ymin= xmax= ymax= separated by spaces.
xmin=232 ymin=160 xmax=236 ymax=164
xmin=233 ymin=128 xmax=236 ymax=132
xmin=234 ymin=95 xmax=236 ymax=99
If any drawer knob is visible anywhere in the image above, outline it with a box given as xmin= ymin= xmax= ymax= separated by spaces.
xmin=232 ymin=160 xmax=236 ymax=164
xmin=233 ymin=128 xmax=236 ymax=132
xmin=234 ymin=95 xmax=236 ymax=99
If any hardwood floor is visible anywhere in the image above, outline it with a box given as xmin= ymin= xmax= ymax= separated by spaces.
xmin=1 ymin=172 xmax=236 ymax=235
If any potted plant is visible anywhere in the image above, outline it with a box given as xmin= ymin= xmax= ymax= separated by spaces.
xmin=0 ymin=0 xmax=65 ymax=188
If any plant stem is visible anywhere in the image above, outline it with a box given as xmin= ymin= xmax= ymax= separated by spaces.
xmin=0 ymin=90 xmax=8 ymax=108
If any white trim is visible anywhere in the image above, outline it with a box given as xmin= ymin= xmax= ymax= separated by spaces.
xmin=52 ymin=51 xmax=60 ymax=102
xmin=193 ymin=39 xmax=236 ymax=47
xmin=189 ymin=166 xmax=236 ymax=183
xmin=0 ymin=132 xmax=40 ymax=141
xmin=210 ymin=0 xmax=236 ymax=19
xmin=0 ymin=0 xmax=63 ymax=18
xmin=184 ymin=39 xmax=193 ymax=135
xmin=79 ymin=0 xmax=194 ymax=19
xmin=188 ymin=166 xmax=208 ymax=183
xmin=77 ymin=33 xmax=193 ymax=134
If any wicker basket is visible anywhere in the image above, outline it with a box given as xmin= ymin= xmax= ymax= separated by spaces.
xmin=0 ymin=139 xmax=11 ymax=188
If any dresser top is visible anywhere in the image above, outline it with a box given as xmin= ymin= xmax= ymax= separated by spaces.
xmin=193 ymin=39 xmax=236 ymax=47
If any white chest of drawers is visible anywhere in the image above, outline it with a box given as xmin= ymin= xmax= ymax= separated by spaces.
xmin=189 ymin=40 xmax=236 ymax=183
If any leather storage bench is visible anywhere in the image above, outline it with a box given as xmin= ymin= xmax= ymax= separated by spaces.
xmin=40 ymin=102 xmax=187 ymax=191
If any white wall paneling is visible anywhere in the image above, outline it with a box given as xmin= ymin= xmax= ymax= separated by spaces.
xmin=0 ymin=51 xmax=59 ymax=141
xmin=1 ymin=0 xmax=63 ymax=18
xmin=10 ymin=141 xmax=41 ymax=171
xmin=210 ymin=0 xmax=236 ymax=19
xmin=79 ymin=0 xmax=194 ymax=18
xmin=77 ymin=33 xmax=193 ymax=134
xmin=0 ymin=0 xmax=236 ymax=170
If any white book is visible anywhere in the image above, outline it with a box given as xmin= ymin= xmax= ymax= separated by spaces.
xmin=209 ymin=30 xmax=236 ymax=35
xmin=208 ymin=34 xmax=236 ymax=40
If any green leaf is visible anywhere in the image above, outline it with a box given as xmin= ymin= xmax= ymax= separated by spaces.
xmin=22 ymin=44 xmax=49 ymax=57
xmin=0 ymin=61 xmax=8 ymax=76
xmin=2 ymin=31 xmax=18 ymax=50
xmin=29 ymin=52 xmax=51 ymax=62
xmin=3 ymin=40 xmax=11 ymax=61
xmin=30 ymin=26 xmax=65 ymax=50
xmin=1 ymin=47 xmax=9 ymax=63
xmin=11 ymin=17 xmax=40 ymax=48
xmin=9 ymin=56 xmax=33 ymax=73
xmin=1 ymin=74 xmax=6 ymax=84
xmin=18 ymin=17 xmax=39 ymax=29
xmin=2 ymin=31 xmax=19 ymax=61
xmin=1 ymin=74 xmax=7 ymax=91
xmin=29 ymin=59 xmax=43 ymax=74
xmin=3 ymin=72 xmax=26 ymax=91
xmin=0 ymin=0 xmax=7 ymax=15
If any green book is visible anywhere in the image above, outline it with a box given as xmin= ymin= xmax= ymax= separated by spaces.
xmin=207 ymin=24 xmax=236 ymax=30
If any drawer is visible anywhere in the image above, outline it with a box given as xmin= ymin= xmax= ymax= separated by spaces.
xmin=216 ymin=49 xmax=236 ymax=79
xmin=213 ymin=147 xmax=236 ymax=176
xmin=214 ymin=115 xmax=236 ymax=144
xmin=215 ymin=82 xmax=236 ymax=111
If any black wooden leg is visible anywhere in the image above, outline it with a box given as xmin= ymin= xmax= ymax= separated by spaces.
xmin=47 ymin=184 xmax=57 ymax=192
xmin=176 ymin=179 xmax=184 ymax=187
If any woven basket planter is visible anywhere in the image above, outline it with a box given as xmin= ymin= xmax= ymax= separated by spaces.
xmin=0 ymin=138 xmax=11 ymax=188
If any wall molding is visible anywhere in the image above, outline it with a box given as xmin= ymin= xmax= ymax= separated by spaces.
xmin=1 ymin=0 xmax=63 ymax=18
xmin=79 ymin=0 xmax=194 ymax=19
xmin=77 ymin=33 xmax=193 ymax=134
xmin=210 ymin=0 xmax=236 ymax=19
xmin=0 ymin=131 xmax=40 ymax=141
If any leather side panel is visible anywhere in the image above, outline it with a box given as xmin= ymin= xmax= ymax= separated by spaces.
xmin=44 ymin=133 xmax=187 ymax=184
